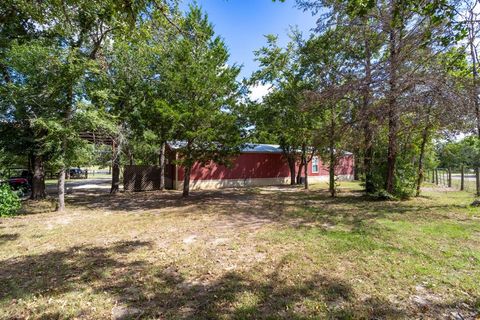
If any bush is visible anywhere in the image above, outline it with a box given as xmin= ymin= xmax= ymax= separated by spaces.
xmin=368 ymin=189 xmax=398 ymax=201
xmin=0 ymin=184 xmax=22 ymax=216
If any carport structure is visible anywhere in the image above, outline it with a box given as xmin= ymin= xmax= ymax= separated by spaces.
xmin=79 ymin=132 xmax=119 ymax=193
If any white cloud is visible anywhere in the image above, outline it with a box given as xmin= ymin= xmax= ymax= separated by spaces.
xmin=249 ymin=83 xmax=272 ymax=102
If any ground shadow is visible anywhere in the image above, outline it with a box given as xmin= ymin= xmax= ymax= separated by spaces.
xmin=1 ymin=236 xmax=477 ymax=319
xmin=0 ymin=233 xmax=19 ymax=244
xmin=62 ymin=184 xmax=469 ymax=237
xmin=0 ymin=243 xmax=407 ymax=319
xmin=0 ymin=240 xmax=151 ymax=301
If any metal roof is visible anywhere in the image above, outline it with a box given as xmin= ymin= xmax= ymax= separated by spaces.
xmin=167 ymin=141 xmax=283 ymax=154
xmin=241 ymin=143 xmax=283 ymax=153
xmin=167 ymin=141 xmax=352 ymax=156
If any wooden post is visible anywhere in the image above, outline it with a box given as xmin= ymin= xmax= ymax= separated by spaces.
xmin=159 ymin=142 xmax=165 ymax=191
xmin=111 ymin=140 xmax=121 ymax=194
xmin=475 ymin=167 xmax=480 ymax=196
xmin=435 ymin=169 xmax=438 ymax=185
xmin=461 ymin=166 xmax=465 ymax=191
xmin=448 ymin=168 xmax=452 ymax=188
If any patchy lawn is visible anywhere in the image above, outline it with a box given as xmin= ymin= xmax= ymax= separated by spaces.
xmin=0 ymin=182 xmax=479 ymax=319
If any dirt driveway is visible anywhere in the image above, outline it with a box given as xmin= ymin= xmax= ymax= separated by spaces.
xmin=46 ymin=177 xmax=112 ymax=195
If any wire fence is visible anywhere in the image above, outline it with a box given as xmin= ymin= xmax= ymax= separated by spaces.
xmin=427 ymin=167 xmax=479 ymax=195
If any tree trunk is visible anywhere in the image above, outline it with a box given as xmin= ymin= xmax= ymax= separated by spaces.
xmin=58 ymin=84 xmax=73 ymax=211
xmin=416 ymin=124 xmax=430 ymax=196
xmin=353 ymin=147 xmax=360 ymax=181
xmin=182 ymin=165 xmax=191 ymax=197
xmin=416 ymin=104 xmax=432 ymax=196
xmin=297 ymin=145 xmax=307 ymax=184
xmin=57 ymin=168 xmax=66 ymax=211
xmin=287 ymin=155 xmax=296 ymax=185
xmin=129 ymin=152 xmax=134 ymax=165
xmin=364 ymin=125 xmax=375 ymax=193
xmin=110 ymin=141 xmax=121 ymax=194
xmin=329 ymin=110 xmax=336 ymax=197
xmin=159 ymin=142 xmax=166 ymax=191
xmin=30 ymin=154 xmax=46 ymax=200
xmin=28 ymin=153 xmax=33 ymax=174
xmin=468 ymin=11 xmax=480 ymax=138
xmin=385 ymin=16 xmax=399 ymax=194
xmin=362 ymin=24 xmax=375 ymax=193
xmin=329 ymin=147 xmax=336 ymax=197
xmin=297 ymin=160 xmax=304 ymax=184
xmin=304 ymin=154 xmax=309 ymax=190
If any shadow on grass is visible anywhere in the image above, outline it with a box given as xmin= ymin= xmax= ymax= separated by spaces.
xmin=62 ymin=186 xmax=466 ymax=236
xmin=0 ymin=233 xmax=19 ymax=244
xmin=126 ymin=266 xmax=404 ymax=319
xmin=0 ymin=240 xmax=151 ymax=302
xmin=2 ymin=240 xmax=477 ymax=319
xmin=0 ymin=241 xmax=406 ymax=319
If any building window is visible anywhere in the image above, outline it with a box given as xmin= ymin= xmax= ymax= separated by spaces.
xmin=312 ymin=156 xmax=319 ymax=173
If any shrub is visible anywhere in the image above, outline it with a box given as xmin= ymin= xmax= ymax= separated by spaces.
xmin=0 ymin=184 xmax=22 ymax=216
xmin=368 ymin=189 xmax=398 ymax=201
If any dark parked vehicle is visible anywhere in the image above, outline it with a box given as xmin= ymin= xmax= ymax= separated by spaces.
xmin=0 ymin=169 xmax=32 ymax=197
xmin=7 ymin=177 xmax=31 ymax=192
xmin=0 ymin=177 xmax=31 ymax=197
xmin=68 ymin=168 xmax=88 ymax=179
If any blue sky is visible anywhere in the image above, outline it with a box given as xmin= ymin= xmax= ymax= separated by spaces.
xmin=183 ymin=0 xmax=318 ymax=80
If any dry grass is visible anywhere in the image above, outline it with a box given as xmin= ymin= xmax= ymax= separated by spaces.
xmin=0 ymin=182 xmax=479 ymax=319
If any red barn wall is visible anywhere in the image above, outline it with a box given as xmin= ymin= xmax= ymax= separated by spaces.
xmin=307 ymin=155 xmax=355 ymax=177
xmin=175 ymin=153 xmax=354 ymax=190
xmin=177 ymin=153 xmax=291 ymax=181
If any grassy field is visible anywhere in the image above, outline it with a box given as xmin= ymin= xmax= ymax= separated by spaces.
xmin=0 ymin=182 xmax=479 ymax=319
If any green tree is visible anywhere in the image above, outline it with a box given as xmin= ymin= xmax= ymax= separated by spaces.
xmin=301 ymin=28 xmax=357 ymax=197
xmin=0 ymin=2 xmax=51 ymax=199
xmin=252 ymin=34 xmax=322 ymax=187
xmin=297 ymin=0 xmax=466 ymax=197
xmin=159 ymin=6 xmax=244 ymax=197
xmin=1 ymin=0 xmax=162 ymax=209
xmin=90 ymin=3 xmax=182 ymax=194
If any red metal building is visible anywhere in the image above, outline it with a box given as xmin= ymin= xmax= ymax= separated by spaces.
xmin=165 ymin=143 xmax=355 ymax=190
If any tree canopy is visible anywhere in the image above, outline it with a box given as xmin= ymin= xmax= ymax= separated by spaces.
xmin=1 ymin=0 xmax=479 ymax=205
